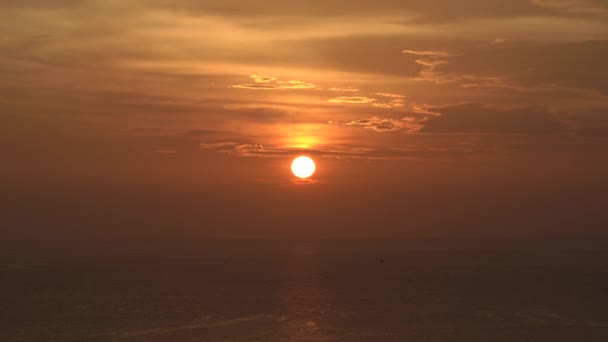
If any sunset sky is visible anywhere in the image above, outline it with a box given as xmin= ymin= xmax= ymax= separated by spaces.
xmin=2 ymin=0 xmax=608 ymax=239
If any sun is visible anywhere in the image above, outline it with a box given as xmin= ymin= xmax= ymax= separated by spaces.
xmin=291 ymin=156 xmax=316 ymax=179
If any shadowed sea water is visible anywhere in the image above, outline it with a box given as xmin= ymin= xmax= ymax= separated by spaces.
xmin=1 ymin=239 xmax=608 ymax=341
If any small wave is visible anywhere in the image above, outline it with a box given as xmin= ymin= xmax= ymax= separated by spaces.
xmin=118 ymin=314 xmax=275 ymax=338
xmin=5 ymin=264 xmax=27 ymax=270
xmin=586 ymin=321 xmax=608 ymax=328
xmin=51 ymin=314 xmax=278 ymax=341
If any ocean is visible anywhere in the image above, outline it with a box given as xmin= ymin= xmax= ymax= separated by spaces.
xmin=2 ymin=239 xmax=608 ymax=341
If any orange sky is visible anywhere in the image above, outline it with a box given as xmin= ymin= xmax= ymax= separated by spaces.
xmin=1 ymin=0 xmax=608 ymax=238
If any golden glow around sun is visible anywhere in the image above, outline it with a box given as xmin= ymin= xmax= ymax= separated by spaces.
xmin=291 ymin=156 xmax=316 ymax=179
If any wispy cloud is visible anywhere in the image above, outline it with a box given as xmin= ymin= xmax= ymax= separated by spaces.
xmin=200 ymin=142 xmax=238 ymax=149
xmin=329 ymin=94 xmax=407 ymax=108
xmin=531 ymin=0 xmax=608 ymax=15
xmin=375 ymin=93 xmax=406 ymax=99
xmin=328 ymin=96 xmax=376 ymax=104
xmin=411 ymin=105 xmax=442 ymax=116
xmin=373 ymin=93 xmax=406 ymax=108
xmin=231 ymin=75 xmax=315 ymax=90
xmin=250 ymin=75 xmax=277 ymax=83
xmin=328 ymin=87 xmax=359 ymax=92
xmin=200 ymin=141 xmax=373 ymax=158
xmin=328 ymin=103 xmax=572 ymax=136
xmin=373 ymin=102 xmax=404 ymax=109
xmin=202 ymin=142 xmax=285 ymax=157
xmin=403 ymin=49 xmax=512 ymax=89
xmin=401 ymin=50 xmax=453 ymax=56
xmin=330 ymin=117 xmax=426 ymax=132
xmin=403 ymin=49 xmax=454 ymax=84
xmin=405 ymin=41 xmax=608 ymax=94
xmin=199 ymin=139 xmax=489 ymax=161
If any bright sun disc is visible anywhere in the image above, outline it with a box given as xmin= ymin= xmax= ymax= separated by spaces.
xmin=291 ymin=156 xmax=316 ymax=179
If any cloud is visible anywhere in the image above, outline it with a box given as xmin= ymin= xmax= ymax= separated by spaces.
xmin=402 ymin=49 xmax=458 ymax=84
xmin=201 ymin=142 xmax=290 ymax=158
xmin=200 ymin=141 xmax=374 ymax=158
xmin=230 ymin=84 xmax=282 ymax=89
xmin=401 ymin=50 xmax=453 ymax=56
xmin=280 ymin=80 xmax=316 ymax=89
xmin=198 ymin=139 xmax=483 ymax=160
xmin=331 ymin=117 xmax=426 ymax=132
xmin=200 ymin=142 xmax=238 ymax=149
xmin=250 ymin=74 xmax=277 ymax=83
xmin=399 ymin=41 xmax=608 ymax=98
xmin=329 ymin=94 xmax=407 ymax=108
xmin=372 ymin=93 xmax=406 ymax=108
xmin=411 ymin=105 xmax=442 ymax=116
xmin=418 ymin=103 xmax=565 ymax=134
xmin=373 ymin=100 xmax=405 ymax=109
xmin=375 ymin=93 xmax=407 ymax=99
xmin=231 ymin=75 xmax=315 ymax=90
xmin=3 ymin=1 xmax=607 ymax=162
xmin=531 ymin=0 xmax=608 ymax=15
xmin=421 ymin=40 xmax=608 ymax=94
xmin=140 ymin=0 xmax=567 ymax=25
xmin=328 ymin=96 xmax=377 ymax=104
xmin=328 ymin=87 xmax=359 ymax=92
xmin=373 ymin=102 xmax=404 ymax=109
xmin=233 ymin=144 xmax=267 ymax=156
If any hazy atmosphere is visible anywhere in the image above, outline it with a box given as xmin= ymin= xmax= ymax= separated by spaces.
xmin=3 ymin=1 xmax=608 ymax=239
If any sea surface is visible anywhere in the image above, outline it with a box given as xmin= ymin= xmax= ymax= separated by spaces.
xmin=2 ymin=239 xmax=608 ymax=341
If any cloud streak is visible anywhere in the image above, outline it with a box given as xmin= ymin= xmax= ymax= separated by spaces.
xmin=331 ymin=117 xmax=425 ymax=132
xmin=328 ymin=93 xmax=407 ymax=108
xmin=231 ymin=75 xmax=315 ymax=90
xmin=198 ymin=139 xmax=489 ymax=160
xmin=200 ymin=141 xmax=373 ymax=158
xmin=328 ymin=96 xmax=377 ymax=104
xmin=531 ymin=0 xmax=608 ymax=15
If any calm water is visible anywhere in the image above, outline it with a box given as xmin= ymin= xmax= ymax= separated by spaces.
xmin=2 ymin=239 xmax=608 ymax=341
